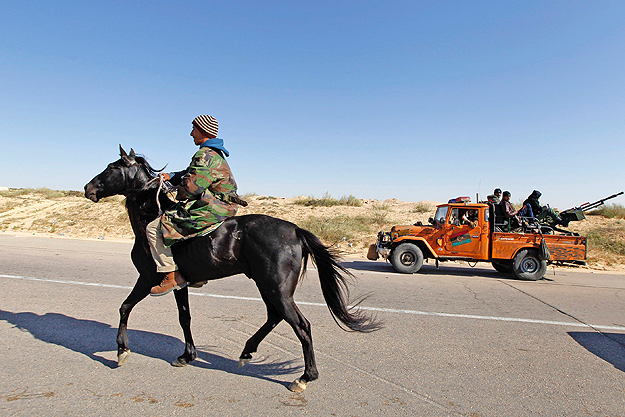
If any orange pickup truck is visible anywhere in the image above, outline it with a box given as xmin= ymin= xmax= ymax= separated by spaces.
xmin=369 ymin=198 xmax=587 ymax=280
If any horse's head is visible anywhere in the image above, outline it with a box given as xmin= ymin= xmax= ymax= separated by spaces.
xmin=84 ymin=145 xmax=154 ymax=202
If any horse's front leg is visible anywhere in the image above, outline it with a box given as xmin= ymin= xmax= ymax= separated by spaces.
xmin=171 ymin=286 xmax=197 ymax=367
xmin=117 ymin=278 xmax=152 ymax=366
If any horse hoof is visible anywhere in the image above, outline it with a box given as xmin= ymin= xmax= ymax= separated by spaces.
xmin=288 ymin=379 xmax=307 ymax=393
xmin=118 ymin=349 xmax=130 ymax=366
xmin=238 ymin=358 xmax=251 ymax=368
xmin=171 ymin=358 xmax=189 ymax=367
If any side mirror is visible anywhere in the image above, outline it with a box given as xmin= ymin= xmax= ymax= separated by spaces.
xmin=428 ymin=217 xmax=434 ymax=225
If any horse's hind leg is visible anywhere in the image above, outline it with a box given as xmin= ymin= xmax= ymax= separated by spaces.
xmin=171 ymin=286 xmax=197 ymax=367
xmin=239 ymin=298 xmax=283 ymax=367
xmin=117 ymin=278 xmax=151 ymax=365
xmin=279 ymin=299 xmax=318 ymax=393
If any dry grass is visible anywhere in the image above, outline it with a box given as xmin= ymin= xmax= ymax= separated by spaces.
xmin=411 ymin=202 xmax=431 ymax=214
xmin=369 ymin=202 xmax=391 ymax=227
xmin=0 ymin=189 xmax=132 ymax=239
xmin=295 ymin=192 xmax=362 ymax=207
xmin=586 ymin=226 xmax=625 ymax=255
xmin=0 ymin=188 xmax=69 ymax=199
xmin=587 ymin=204 xmax=625 ymax=220
xmin=568 ymin=217 xmax=625 ymax=270
xmin=297 ymin=214 xmax=372 ymax=245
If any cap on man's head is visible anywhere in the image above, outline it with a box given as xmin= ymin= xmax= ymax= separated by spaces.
xmin=192 ymin=115 xmax=218 ymax=137
xmin=494 ymin=188 xmax=502 ymax=194
xmin=502 ymin=191 xmax=511 ymax=197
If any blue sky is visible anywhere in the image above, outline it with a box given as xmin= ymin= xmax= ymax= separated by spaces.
xmin=1 ymin=1 xmax=623 ymax=209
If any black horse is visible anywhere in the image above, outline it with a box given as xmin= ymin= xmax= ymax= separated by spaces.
xmin=84 ymin=146 xmax=379 ymax=392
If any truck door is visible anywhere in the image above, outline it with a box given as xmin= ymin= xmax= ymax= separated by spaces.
xmin=443 ymin=207 xmax=483 ymax=257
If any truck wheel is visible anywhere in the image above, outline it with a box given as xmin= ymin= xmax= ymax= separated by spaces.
xmin=512 ymin=249 xmax=547 ymax=281
xmin=390 ymin=243 xmax=424 ymax=274
xmin=492 ymin=261 xmax=513 ymax=274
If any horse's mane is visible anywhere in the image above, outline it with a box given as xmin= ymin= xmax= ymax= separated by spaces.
xmin=134 ymin=154 xmax=164 ymax=179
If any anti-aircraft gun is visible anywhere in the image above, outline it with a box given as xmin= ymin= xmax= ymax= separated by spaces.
xmin=539 ymin=191 xmax=624 ymax=228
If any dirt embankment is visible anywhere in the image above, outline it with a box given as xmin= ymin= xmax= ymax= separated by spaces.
xmin=1 ymin=190 xmax=623 ymax=272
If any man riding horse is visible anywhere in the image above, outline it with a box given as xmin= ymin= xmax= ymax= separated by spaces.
xmin=85 ymin=137 xmax=379 ymax=392
xmin=147 ymin=115 xmax=245 ymax=296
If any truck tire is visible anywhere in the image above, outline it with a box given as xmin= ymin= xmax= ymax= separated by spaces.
xmin=492 ymin=260 xmax=513 ymax=274
xmin=512 ymin=249 xmax=547 ymax=281
xmin=390 ymin=243 xmax=424 ymax=274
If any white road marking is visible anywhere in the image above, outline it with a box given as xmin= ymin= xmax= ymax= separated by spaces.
xmin=3 ymin=273 xmax=625 ymax=332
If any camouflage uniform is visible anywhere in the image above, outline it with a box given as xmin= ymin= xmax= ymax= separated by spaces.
xmin=160 ymin=145 xmax=238 ymax=247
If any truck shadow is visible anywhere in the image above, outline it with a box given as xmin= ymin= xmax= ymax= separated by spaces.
xmin=568 ymin=331 xmax=625 ymax=372
xmin=341 ymin=260 xmax=537 ymax=281
xmin=0 ymin=309 xmax=300 ymax=388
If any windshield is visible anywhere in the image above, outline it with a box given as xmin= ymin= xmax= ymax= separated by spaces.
xmin=434 ymin=206 xmax=448 ymax=223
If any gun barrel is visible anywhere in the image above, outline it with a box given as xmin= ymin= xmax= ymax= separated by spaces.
xmin=562 ymin=191 xmax=624 ymax=214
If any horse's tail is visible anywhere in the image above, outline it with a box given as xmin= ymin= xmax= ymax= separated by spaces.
xmin=296 ymin=228 xmax=382 ymax=333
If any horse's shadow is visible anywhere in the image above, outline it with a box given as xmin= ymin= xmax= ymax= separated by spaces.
xmin=0 ymin=309 xmax=301 ymax=388
xmin=568 ymin=331 xmax=625 ymax=372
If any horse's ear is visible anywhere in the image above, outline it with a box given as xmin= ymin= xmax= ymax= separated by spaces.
xmin=119 ymin=145 xmax=135 ymax=166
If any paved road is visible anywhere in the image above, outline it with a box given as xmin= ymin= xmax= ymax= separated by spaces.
xmin=0 ymin=233 xmax=624 ymax=416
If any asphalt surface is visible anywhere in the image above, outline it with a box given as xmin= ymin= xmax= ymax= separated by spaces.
xmin=0 ymin=233 xmax=624 ymax=416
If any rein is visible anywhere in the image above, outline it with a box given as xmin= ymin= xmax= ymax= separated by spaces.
xmin=145 ymin=175 xmax=166 ymax=215
xmin=155 ymin=175 xmax=165 ymax=215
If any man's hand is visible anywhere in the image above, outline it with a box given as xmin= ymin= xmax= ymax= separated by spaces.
xmin=159 ymin=173 xmax=171 ymax=181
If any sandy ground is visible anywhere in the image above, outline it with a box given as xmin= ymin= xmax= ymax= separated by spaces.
xmin=1 ymin=191 xmax=623 ymax=272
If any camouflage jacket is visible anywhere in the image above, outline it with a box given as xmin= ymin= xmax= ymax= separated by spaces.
xmin=160 ymin=145 xmax=238 ymax=247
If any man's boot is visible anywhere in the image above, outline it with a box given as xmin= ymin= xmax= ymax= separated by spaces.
xmin=150 ymin=270 xmax=187 ymax=296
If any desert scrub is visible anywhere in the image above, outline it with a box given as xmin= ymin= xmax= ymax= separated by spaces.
xmin=0 ymin=188 xmax=66 ymax=199
xmin=369 ymin=201 xmax=391 ymax=227
xmin=587 ymin=204 xmax=625 ymax=220
xmin=98 ymin=195 xmax=127 ymax=206
xmin=63 ymin=190 xmax=85 ymax=198
xmin=241 ymin=192 xmax=258 ymax=200
xmin=585 ymin=224 xmax=625 ymax=256
xmin=0 ymin=200 xmax=22 ymax=213
xmin=295 ymin=192 xmax=361 ymax=207
xmin=297 ymin=214 xmax=371 ymax=244
xmin=411 ymin=202 xmax=431 ymax=214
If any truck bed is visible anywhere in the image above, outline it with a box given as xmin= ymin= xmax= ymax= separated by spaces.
xmin=491 ymin=232 xmax=586 ymax=262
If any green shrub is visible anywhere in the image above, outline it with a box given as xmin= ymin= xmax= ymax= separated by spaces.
xmin=339 ymin=195 xmax=362 ymax=207
xmin=411 ymin=202 xmax=431 ymax=214
xmin=295 ymin=192 xmax=361 ymax=207
xmin=587 ymin=204 xmax=625 ymax=220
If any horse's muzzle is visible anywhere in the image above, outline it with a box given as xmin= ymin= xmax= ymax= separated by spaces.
xmin=84 ymin=182 xmax=100 ymax=202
